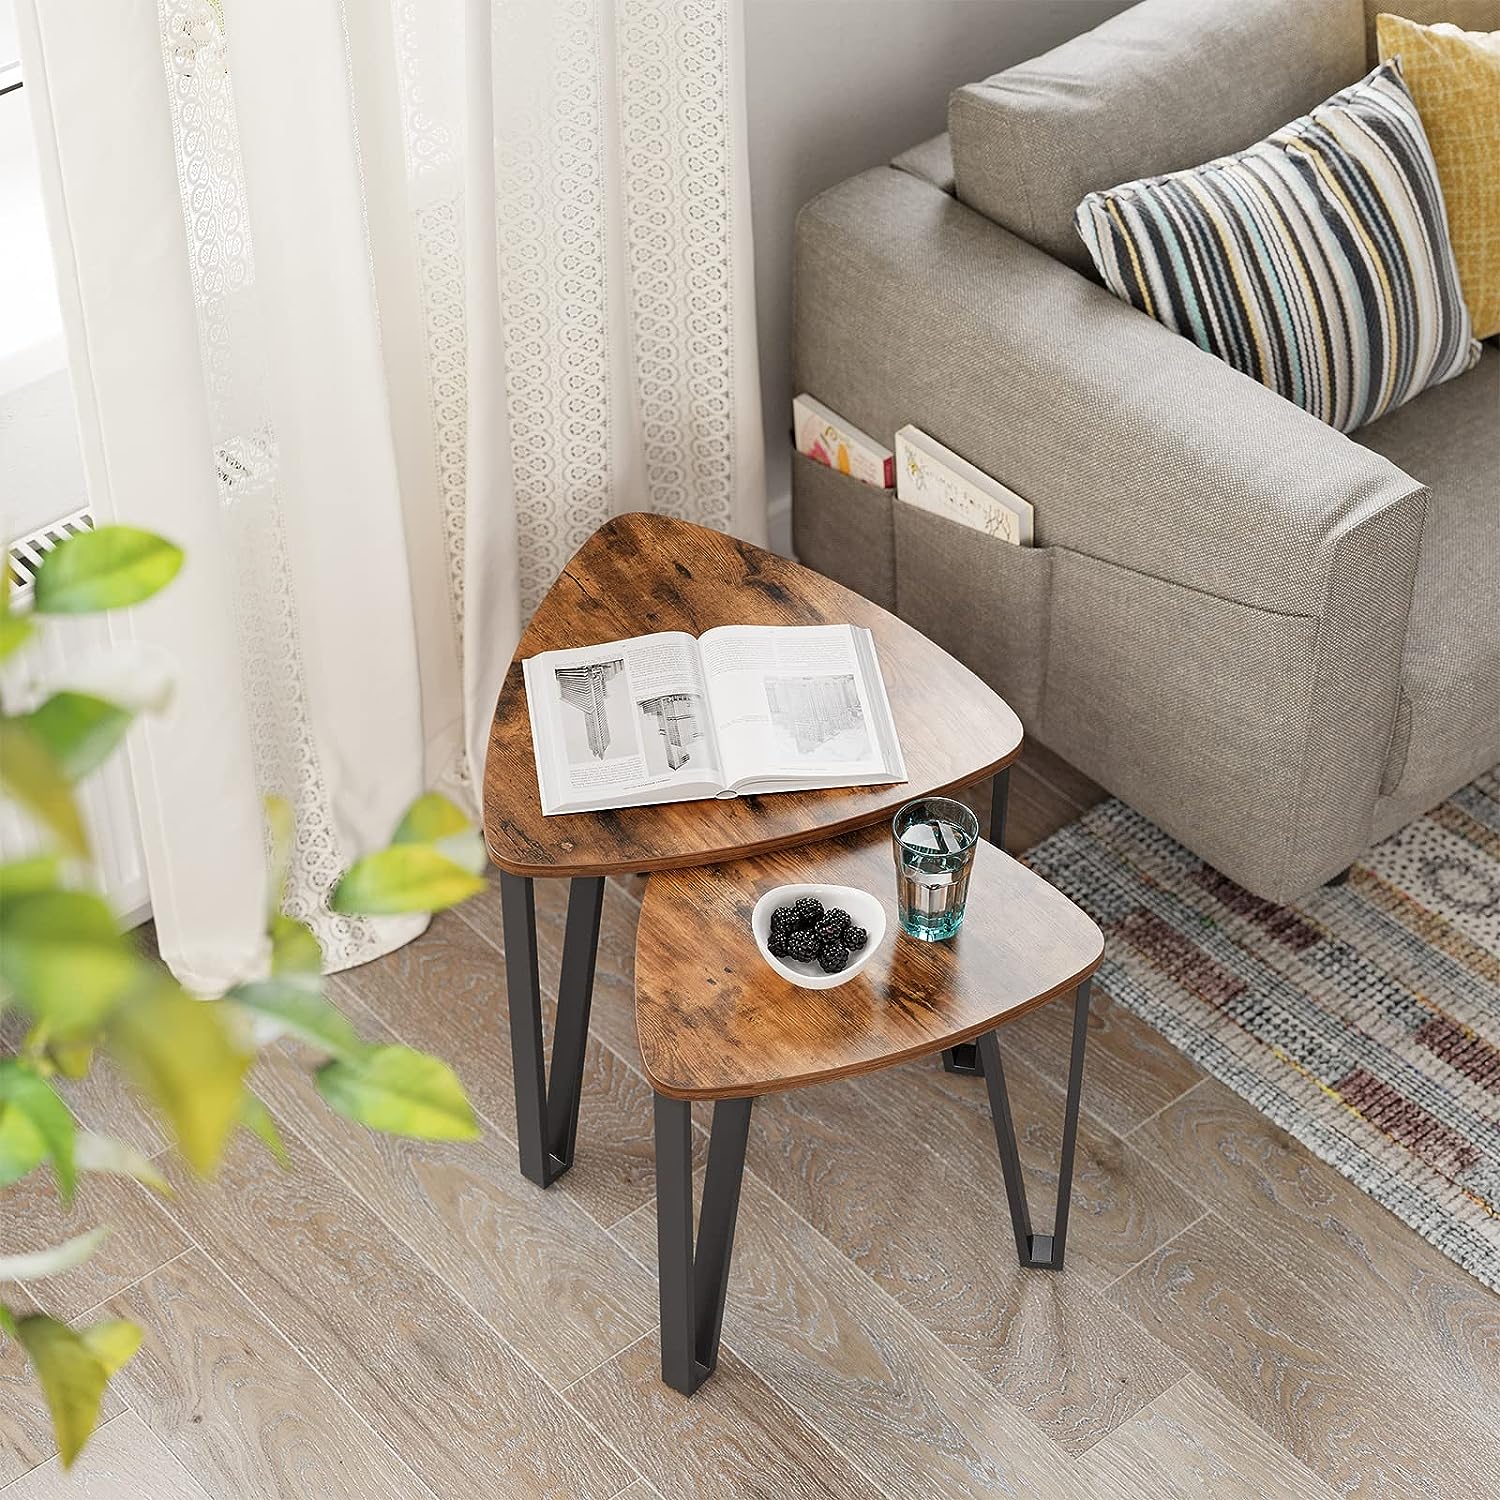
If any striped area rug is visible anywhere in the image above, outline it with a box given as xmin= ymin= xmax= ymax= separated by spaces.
xmin=1026 ymin=768 xmax=1500 ymax=1290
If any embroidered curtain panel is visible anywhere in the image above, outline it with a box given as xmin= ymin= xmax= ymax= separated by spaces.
xmin=16 ymin=0 xmax=764 ymax=986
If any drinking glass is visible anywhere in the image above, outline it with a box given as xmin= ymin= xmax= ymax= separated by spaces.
xmin=892 ymin=796 xmax=979 ymax=941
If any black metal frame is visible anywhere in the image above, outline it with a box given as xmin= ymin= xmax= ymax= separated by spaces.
xmin=654 ymin=1093 xmax=754 ymax=1395
xmin=499 ymin=872 xmax=605 ymax=1188
xmin=976 ymin=977 xmax=1092 ymax=1269
xmin=941 ymin=765 xmax=1010 ymax=1077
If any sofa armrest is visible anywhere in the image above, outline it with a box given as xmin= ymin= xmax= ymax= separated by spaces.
xmin=794 ymin=166 xmax=1425 ymax=618
xmin=794 ymin=166 xmax=1428 ymax=898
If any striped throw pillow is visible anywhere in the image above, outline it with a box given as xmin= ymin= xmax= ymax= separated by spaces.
xmin=1075 ymin=60 xmax=1480 ymax=433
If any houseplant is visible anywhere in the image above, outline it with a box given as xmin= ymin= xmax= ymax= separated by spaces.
xmin=0 ymin=524 xmax=486 ymax=1467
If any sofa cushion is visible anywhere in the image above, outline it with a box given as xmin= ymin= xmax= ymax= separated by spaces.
xmin=1074 ymin=61 xmax=1480 ymax=434
xmin=1378 ymin=14 xmax=1500 ymax=339
xmin=1355 ymin=348 xmax=1499 ymax=809
xmin=949 ymin=0 xmax=1366 ymax=274
xmin=891 ymin=134 xmax=955 ymax=196
xmin=1363 ymin=0 xmax=1500 ymax=63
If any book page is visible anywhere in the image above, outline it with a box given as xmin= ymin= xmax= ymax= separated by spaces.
xmin=699 ymin=624 xmax=892 ymax=788
xmin=525 ymin=632 xmax=723 ymax=812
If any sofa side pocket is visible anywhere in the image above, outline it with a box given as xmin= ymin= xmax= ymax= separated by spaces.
xmin=791 ymin=449 xmax=897 ymax=611
xmin=893 ymin=500 xmax=1053 ymax=727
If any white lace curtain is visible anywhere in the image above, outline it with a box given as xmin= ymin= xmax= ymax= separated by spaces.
xmin=18 ymin=0 xmax=764 ymax=987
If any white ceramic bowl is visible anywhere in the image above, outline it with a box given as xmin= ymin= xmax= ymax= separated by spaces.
xmin=750 ymin=883 xmax=887 ymax=990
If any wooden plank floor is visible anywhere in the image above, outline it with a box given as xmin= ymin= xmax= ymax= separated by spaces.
xmin=7 ymin=743 xmax=1500 ymax=1499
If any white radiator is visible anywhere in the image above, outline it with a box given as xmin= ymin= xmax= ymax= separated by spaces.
xmin=2 ymin=508 xmax=151 ymax=925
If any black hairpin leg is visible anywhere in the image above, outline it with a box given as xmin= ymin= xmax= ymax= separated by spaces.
xmin=978 ymin=976 xmax=1091 ymax=1270
xmin=942 ymin=765 xmax=1012 ymax=1076
xmin=499 ymin=872 xmax=605 ymax=1188
xmin=655 ymin=1093 xmax=753 ymax=1396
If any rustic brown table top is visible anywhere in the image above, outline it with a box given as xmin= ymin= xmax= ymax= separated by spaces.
xmin=483 ymin=513 xmax=1023 ymax=878
xmin=634 ymin=825 xmax=1104 ymax=1101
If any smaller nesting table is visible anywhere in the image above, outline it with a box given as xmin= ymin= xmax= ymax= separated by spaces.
xmin=634 ymin=824 xmax=1105 ymax=1396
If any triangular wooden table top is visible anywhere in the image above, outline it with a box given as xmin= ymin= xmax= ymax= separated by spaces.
xmin=634 ymin=826 xmax=1104 ymax=1100
xmin=484 ymin=512 xmax=1022 ymax=878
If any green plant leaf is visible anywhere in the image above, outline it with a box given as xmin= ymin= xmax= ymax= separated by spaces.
xmin=0 ymin=1104 xmax=47 ymax=1188
xmin=315 ymin=1045 xmax=479 ymax=1141
xmin=0 ymin=889 xmax=141 ymax=1035
xmin=0 ymin=567 xmax=30 ymax=661
xmin=107 ymin=981 xmax=251 ymax=1176
xmin=31 ymin=526 xmax=183 ymax=615
xmin=77 ymin=1318 xmax=141 ymax=1377
xmin=7 ymin=1313 xmax=112 ymax=1467
xmin=227 ymin=979 xmax=359 ymax=1059
xmin=0 ymin=1228 xmax=110 ymax=1283
xmin=0 ymin=1062 xmax=76 ymax=1203
xmin=0 ymin=719 xmax=87 ymax=857
xmin=0 ymin=609 xmax=33 ymax=662
xmin=391 ymin=792 xmax=486 ymax=874
xmin=269 ymin=913 xmax=322 ymax=977
xmin=390 ymin=791 xmax=468 ymax=844
xmin=23 ymin=693 xmax=133 ymax=781
xmin=264 ymin=794 xmax=293 ymax=921
xmin=329 ymin=846 xmax=485 ymax=916
xmin=0 ymin=856 xmax=60 ymax=901
xmin=44 ymin=1036 xmax=94 ymax=1081
xmin=74 ymin=1131 xmax=171 ymax=1195
xmin=238 ymin=1093 xmax=290 ymax=1168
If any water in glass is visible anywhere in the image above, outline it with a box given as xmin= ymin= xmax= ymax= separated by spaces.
xmin=893 ymin=798 xmax=978 ymax=941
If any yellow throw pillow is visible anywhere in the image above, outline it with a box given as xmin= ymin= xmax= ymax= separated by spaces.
xmin=1378 ymin=13 xmax=1500 ymax=338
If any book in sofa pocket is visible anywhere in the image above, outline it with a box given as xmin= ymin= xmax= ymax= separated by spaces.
xmin=895 ymin=425 xmax=1034 ymax=545
xmin=793 ymin=394 xmax=895 ymax=489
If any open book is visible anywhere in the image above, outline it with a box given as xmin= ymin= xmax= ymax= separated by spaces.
xmin=523 ymin=624 xmax=908 ymax=815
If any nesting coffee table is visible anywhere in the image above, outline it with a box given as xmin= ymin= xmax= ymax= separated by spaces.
xmin=483 ymin=513 xmax=1023 ymax=1188
xmin=635 ymin=825 xmax=1103 ymax=1395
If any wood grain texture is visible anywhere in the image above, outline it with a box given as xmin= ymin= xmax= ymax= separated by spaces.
xmin=104 ymin=1251 xmax=427 ymax=1500
xmin=565 ymin=1337 xmax=874 ymax=1500
xmin=635 ymin=825 xmax=1103 ymax=1099
xmin=0 ymin=1411 xmax=212 ymax=1500
xmin=456 ymin=874 xmax=647 ymax=1070
xmin=0 ymin=1331 xmax=83 ymax=1487
xmin=1081 ymin=1374 xmax=1343 ymax=1500
xmin=333 ymin=905 xmax=703 ymax=1228
xmin=734 ymin=1078 xmax=1183 ymax=1454
xmin=1133 ymin=1076 xmax=1500 ymax=1417
xmin=1109 ymin=1213 xmax=1500 ymax=1499
xmin=153 ymin=1136 xmax=633 ymax=1499
xmin=247 ymin=1040 xmax=657 ymax=1390
xmin=610 ymin=1169 xmax=1127 ymax=1499
xmin=854 ymin=1049 xmax=1203 ymax=1290
xmin=483 ymin=512 xmax=1023 ymax=877
xmin=1013 ymin=984 xmax=1208 ymax=1136
xmin=2 ymin=1167 xmax=187 ymax=1321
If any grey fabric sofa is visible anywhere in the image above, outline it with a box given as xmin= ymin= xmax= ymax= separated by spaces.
xmin=791 ymin=0 xmax=1499 ymax=903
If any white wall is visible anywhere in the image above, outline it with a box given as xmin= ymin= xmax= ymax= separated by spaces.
xmin=744 ymin=0 xmax=1131 ymax=551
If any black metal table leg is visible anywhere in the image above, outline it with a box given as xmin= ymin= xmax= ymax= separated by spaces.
xmin=977 ymin=976 xmax=1091 ymax=1270
xmin=499 ymin=871 xmax=605 ymax=1188
xmin=655 ymin=1092 xmax=753 ymax=1396
xmin=942 ymin=765 xmax=1012 ymax=1077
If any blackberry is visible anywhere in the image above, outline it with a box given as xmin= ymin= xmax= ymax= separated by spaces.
xmin=789 ymin=896 xmax=825 ymax=929
xmin=786 ymin=928 xmax=819 ymax=963
xmin=817 ymin=944 xmax=850 ymax=973
xmin=770 ymin=904 xmax=797 ymax=931
xmin=815 ymin=910 xmax=851 ymax=943
xmin=767 ymin=930 xmax=793 ymax=960
xmin=843 ymin=924 xmax=868 ymax=951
